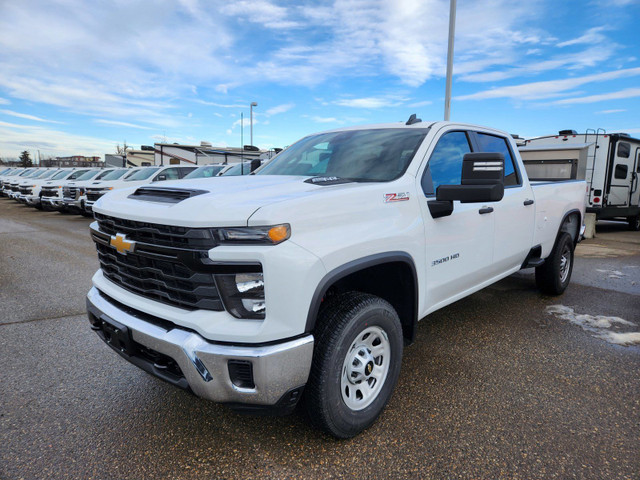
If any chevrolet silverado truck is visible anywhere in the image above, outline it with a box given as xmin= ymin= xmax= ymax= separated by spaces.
xmin=87 ymin=119 xmax=586 ymax=438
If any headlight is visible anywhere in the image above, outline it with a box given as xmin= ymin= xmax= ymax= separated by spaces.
xmin=216 ymin=272 xmax=265 ymax=319
xmin=217 ymin=224 xmax=290 ymax=245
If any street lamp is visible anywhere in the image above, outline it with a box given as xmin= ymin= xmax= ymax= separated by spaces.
xmin=250 ymin=101 xmax=258 ymax=146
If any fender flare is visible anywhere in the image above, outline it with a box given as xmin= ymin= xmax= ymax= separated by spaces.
xmin=304 ymin=251 xmax=419 ymax=337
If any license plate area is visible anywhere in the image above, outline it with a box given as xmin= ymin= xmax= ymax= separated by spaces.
xmin=96 ymin=315 xmax=137 ymax=357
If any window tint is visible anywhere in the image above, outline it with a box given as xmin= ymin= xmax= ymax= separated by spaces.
xmin=422 ymin=131 xmax=471 ymax=195
xmin=475 ymin=133 xmax=520 ymax=186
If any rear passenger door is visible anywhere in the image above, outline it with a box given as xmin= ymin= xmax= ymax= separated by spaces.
xmin=471 ymin=131 xmax=534 ymax=273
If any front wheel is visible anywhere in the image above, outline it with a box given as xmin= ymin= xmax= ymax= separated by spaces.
xmin=305 ymin=292 xmax=403 ymax=438
xmin=628 ymin=215 xmax=640 ymax=231
xmin=535 ymin=232 xmax=574 ymax=295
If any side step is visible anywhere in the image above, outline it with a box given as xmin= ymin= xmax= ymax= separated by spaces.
xmin=520 ymin=245 xmax=545 ymax=269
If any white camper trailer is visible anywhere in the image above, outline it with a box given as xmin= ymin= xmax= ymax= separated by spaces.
xmin=520 ymin=130 xmax=640 ymax=231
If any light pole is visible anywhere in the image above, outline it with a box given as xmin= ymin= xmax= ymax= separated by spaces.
xmin=444 ymin=0 xmax=457 ymax=121
xmin=250 ymin=101 xmax=258 ymax=146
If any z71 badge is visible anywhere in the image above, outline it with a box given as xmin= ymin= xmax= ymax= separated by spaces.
xmin=384 ymin=192 xmax=410 ymax=203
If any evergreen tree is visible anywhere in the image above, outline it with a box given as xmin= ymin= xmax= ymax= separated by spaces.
xmin=19 ymin=151 xmax=33 ymax=167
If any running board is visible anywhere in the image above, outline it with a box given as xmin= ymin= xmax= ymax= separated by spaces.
xmin=520 ymin=245 xmax=545 ymax=269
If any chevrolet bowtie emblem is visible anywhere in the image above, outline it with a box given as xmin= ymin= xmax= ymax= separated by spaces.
xmin=110 ymin=233 xmax=135 ymax=255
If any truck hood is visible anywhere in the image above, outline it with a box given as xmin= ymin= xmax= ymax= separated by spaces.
xmin=93 ymin=175 xmax=364 ymax=227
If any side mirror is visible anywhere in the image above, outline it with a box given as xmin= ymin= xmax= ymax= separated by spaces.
xmin=155 ymin=174 xmax=167 ymax=181
xmin=250 ymin=159 xmax=261 ymax=172
xmin=428 ymin=153 xmax=505 ymax=219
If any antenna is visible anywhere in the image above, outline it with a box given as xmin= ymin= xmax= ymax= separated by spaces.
xmin=444 ymin=0 xmax=457 ymax=121
xmin=241 ymin=112 xmax=244 ymax=175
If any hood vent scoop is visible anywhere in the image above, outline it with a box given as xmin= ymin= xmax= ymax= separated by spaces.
xmin=128 ymin=186 xmax=208 ymax=203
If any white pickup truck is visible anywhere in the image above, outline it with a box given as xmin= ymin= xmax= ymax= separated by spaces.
xmin=87 ymin=119 xmax=586 ymax=438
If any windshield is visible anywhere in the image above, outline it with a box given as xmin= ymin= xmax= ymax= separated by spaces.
xmin=36 ymin=170 xmax=57 ymax=179
xmin=52 ymin=170 xmax=72 ymax=180
xmin=123 ymin=169 xmax=140 ymax=179
xmin=257 ymin=128 xmax=428 ymax=182
xmin=222 ymin=163 xmax=255 ymax=176
xmin=184 ymin=165 xmax=225 ymax=179
xmin=94 ymin=170 xmax=115 ymax=180
xmin=75 ymin=170 xmax=100 ymax=181
xmin=100 ymin=169 xmax=128 ymax=180
xmin=68 ymin=169 xmax=91 ymax=180
xmin=125 ymin=167 xmax=159 ymax=181
xmin=29 ymin=170 xmax=49 ymax=179
xmin=19 ymin=170 xmax=34 ymax=176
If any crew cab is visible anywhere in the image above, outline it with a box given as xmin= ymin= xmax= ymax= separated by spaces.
xmin=86 ymin=119 xmax=586 ymax=438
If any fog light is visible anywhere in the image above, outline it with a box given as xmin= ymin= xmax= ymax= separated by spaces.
xmin=216 ymin=272 xmax=265 ymax=319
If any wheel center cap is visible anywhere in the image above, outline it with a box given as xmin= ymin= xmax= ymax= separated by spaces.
xmin=365 ymin=361 xmax=374 ymax=376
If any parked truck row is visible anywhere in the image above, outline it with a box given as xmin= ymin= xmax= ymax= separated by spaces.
xmin=0 ymin=159 xmax=269 ymax=214
xmin=79 ymin=118 xmax=588 ymax=438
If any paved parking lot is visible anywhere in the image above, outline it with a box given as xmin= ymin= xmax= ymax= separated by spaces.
xmin=1 ymin=198 xmax=639 ymax=480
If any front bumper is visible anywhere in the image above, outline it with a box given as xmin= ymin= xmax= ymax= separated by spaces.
xmin=41 ymin=197 xmax=64 ymax=209
xmin=86 ymin=287 xmax=314 ymax=409
xmin=62 ymin=197 xmax=83 ymax=210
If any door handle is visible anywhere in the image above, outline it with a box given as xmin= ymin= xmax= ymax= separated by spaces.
xmin=523 ymin=199 xmax=534 ymax=206
xmin=479 ymin=207 xmax=494 ymax=214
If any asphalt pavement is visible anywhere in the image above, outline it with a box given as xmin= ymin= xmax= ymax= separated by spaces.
xmin=1 ymin=198 xmax=639 ymax=480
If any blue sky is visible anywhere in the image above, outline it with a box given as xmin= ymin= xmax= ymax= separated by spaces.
xmin=0 ymin=0 xmax=639 ymax=159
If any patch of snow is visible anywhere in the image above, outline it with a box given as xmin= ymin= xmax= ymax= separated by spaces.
xmin=545 ymin=305 xmax=639 ymax=346
xmin=596 ymin=269 xmax=626 ymax=276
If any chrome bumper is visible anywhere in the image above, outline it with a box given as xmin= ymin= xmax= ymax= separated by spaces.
xmin=86 ymin=287 xmax=314 ymax=407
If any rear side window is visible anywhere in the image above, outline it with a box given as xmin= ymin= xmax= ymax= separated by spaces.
xmin=475 ymin=133 xmax=520 ymax=186
xmin=422 ymin=131 xmax=471 ymax=195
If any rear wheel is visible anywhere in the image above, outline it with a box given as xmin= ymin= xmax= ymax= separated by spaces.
xmin=305 ymin=292 xmax=403 ymax=438
xmin=535 ymin=232 xmax=574 ymax=295
xmin=628 ymin=215 xmax=640 ymax=231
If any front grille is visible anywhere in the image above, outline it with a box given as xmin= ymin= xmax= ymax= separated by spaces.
xmin=95 ymin=242 xmax=224 ymax=311
xmin=10 ymin=184 xmax=19 ymax=192
xmin=86 ymin=189 xmax=105 ymax=202
xmin=41 ymin=187 xmax=59 ymax=198
xmin=94 ymin=213 xmax=219 ymax=250
xmin=19 ymin=186 xmax=33 ymax=195
xmin=63 ymin=186 xmax=77 ymax=199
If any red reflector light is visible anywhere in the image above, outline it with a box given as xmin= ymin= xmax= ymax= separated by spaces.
xmin=593 ymin=197 xmax=600 ymax=203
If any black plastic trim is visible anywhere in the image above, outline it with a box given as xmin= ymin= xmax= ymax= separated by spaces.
xmin=304 ymin=252 xmax=419 ymax=339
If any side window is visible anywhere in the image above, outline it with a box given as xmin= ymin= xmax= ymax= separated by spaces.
xmin=617 ymin=142 xmax=630 ymax=158
xmin=158 ymin=168 xmax=179 ymax=180
xmin=475 ymin=133 xmax=520 ymax=186
xmin=422 ymin=131 xmax=471 ymax=196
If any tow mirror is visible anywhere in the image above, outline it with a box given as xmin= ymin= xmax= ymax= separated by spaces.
xmin=428 ymin=152 xmax=505 ymax=219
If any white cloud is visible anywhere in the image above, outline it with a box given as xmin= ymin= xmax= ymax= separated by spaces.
xmin=554 ymin=88 xmax=640 ymax=105
xmin=95 ymin=119 xmax=153 ymax=130
xmin=408 ymin=100 xmax=433 ymax=108
xmin=0 ymin=120 xmax=116 ymax=156
xmin=265 ymin=103 xmax=295 ymax=116
xmin=596 ymin=109 xmax=626 ymax=114
xmin=311 ymin=116 xmax=341 ymax=123
xmin=456 ymin=67 xmax=640 ymax=101
xmin=220 ymin=1 xmax=300 ymax=29
xmin=0 ymin=109 xmax=63 ymax=123
xmin=0 ymin=98 xmax=10 ymax=105
xmin=335 ymin=97 xmax=405 ymax=108
xmin=557 ymin=26 xmax=609 ymax=47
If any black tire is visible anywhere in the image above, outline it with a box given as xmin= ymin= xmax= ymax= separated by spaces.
xmin=305 ymin=292 xmax=403 ymax=438
xmin=535 ymin=232 xmax=574 ymax=295
xmin=628 ymin=215 xmax=640 ymax=231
